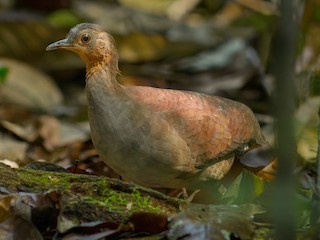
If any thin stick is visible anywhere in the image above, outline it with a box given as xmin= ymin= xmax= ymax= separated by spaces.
xmin=317 ymin=107 xmax=320 ymax=191
xmin=270 ymin=1 xmax=298 ymax=239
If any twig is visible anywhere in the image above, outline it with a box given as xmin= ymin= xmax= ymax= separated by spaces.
xmin=317 ymin=106 xmax=320 ymax=190
xmin=270 ymin=1 xmax=298 ymax=239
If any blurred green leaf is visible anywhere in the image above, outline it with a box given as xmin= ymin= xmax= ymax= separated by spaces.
xmin=313 ymin=7 xmax=320 ymax=22
xmin=310 ymin=74 xmax=320 ymax=96
xmin=232 ymin=13 xmax=275 ymax=32
xmin=0 ymin=66 xmax=9 ymax=83
xmin=47 ymin=9 xmax=82 ymax=28
xmin=295 ymin=189 xmax=313 ymax=228
xmin=221 ymin=170 xmax=266 ymax=204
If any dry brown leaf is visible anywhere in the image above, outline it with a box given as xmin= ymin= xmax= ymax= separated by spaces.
xmin=295 ymin=97 xmax=319 ymax=162
xmin=166 ymin=0 xmax=201 ymax=21
xmin=168 ymin=204 xmax=255 ymax=240
xmin=0 ymin=216 xmax=42 ymax=240
xmin=0 ymin=159 xmax=19 ymax=168
xmin=297 ymin=128 xmax=317 ymax=162
xmin=0 ymin=58 xmax=63 ymax=112
xmin=0 ymin=120 xmax=37 ymax=142
xmin=129 ymin=211 xmax=168 ymax=234
xmin=256 ymin=159 xmax=277 ymax=181
xmin=59 ymin=121 xmax=90 ymax=146
xmin=0 ymin=195 xmax=14 ymax=222
xmin=213 ymin=2 xmax=246 ymax=27
xmin=37 ymin=115 xmax=61 ymax=151
xmin=0 ymin=133 xmax=28 ymax=162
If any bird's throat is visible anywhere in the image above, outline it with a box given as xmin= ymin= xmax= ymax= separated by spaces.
xmin=85 ymin=65 xmax=138 ymax=135
xmin=86 ymin=62 xmax=122 ymax=92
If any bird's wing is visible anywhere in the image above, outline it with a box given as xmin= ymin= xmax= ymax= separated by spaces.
xmin=127 ymin=86 xmax=260 ymax=167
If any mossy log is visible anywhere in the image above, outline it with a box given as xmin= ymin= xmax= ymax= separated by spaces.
xmin=0 ymin=163 xmax=183 ymax=229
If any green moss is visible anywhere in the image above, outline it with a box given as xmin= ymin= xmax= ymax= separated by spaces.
xmin=18 ymin=169 xmax=70 ymax=191
xmin=2 ymin=164 xmax=179 ymax=224
xmin=84 ymin=186 xmax=164 ymax=215
xmin=71 ymin=178 xmax=170 ymax=215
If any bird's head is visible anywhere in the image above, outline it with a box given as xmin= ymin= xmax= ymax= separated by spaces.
xmin=46 ymin=23 xmax=118 ymax=69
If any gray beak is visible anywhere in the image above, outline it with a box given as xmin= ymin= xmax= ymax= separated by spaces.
xmin=46 ymin=38 xmax=71 ymax=51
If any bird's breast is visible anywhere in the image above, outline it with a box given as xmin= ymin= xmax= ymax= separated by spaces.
xmin=86 ymin=86 xmax=195 ymax=188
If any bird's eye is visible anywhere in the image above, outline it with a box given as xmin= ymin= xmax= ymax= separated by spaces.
xmin=81 ymin=33 xmax=91 ymax=43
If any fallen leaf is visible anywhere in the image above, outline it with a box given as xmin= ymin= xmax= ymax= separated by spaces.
xmin=0 ymin=159 xmax=19 ymax=169
xmin=168 ymin=204 xmax=259 ymax=240
xmin=0 ymin=195 xmax=14 ymax=222
xmin=0 ymin=120 xmax=37 ymax=142
xmin=0 ymin=133 xmax=28 ymax=162
xmin=0 ymin=58 xmax=63 ymax=113
xmin=256 ymin=159 xmax=277 ymax=181
xmin=0 ymin=216 xmax=42 ymax=240
xmin=129 ymin=211 xmax=168 ymax=234
xmin=37 ymin=116 xmax=61 ymax=151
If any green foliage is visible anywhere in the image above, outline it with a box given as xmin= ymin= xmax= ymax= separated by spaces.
xmin=295 ymin=189 xmax=313 ymax=228
xmin=221 ymin=170 xmax=266 ymax=205
xmin=310 ymin=74 xmax=320 ymax=96
xmin=0 ymin=66 xmax=9 ymax=83
xmin=218 ymin=170 xmax=319 ymax=231
xmin=232 ymin=13 xmax=276 ymax=33
xmin=47 ymin=9 xmax=82 ymax=28
xmin=313 ymin=7 xmax=320 ymax=22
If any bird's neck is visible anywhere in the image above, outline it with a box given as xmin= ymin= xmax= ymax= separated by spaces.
xmin=85 ymin=60 xmax=144 ymax=148
xmin=86 ymin=61 xmax=122 ymax=93
xmin=85 ymin=61 xmax=134 ymax=118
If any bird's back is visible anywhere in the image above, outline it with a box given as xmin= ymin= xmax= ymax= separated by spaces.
xmin=127 ymin=85 xmax=266 ymax=168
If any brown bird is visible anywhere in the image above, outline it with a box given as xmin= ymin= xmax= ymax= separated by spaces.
xmin=46 ymin=23 xmax=266 ymax=190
